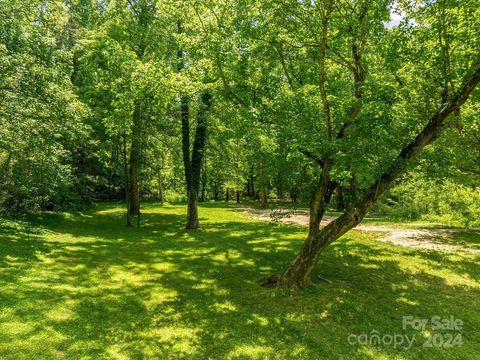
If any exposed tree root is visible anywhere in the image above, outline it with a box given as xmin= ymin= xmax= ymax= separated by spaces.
xmin=258 ymin=274 xmax=279 ymax=287
xmin=317 ymin=274 xmax=333 ymax=285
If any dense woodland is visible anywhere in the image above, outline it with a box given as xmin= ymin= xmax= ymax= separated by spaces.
xmin=1 ymin=0 xmax=479 ymax=289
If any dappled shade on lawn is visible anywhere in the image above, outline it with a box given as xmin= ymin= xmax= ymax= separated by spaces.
xmin=0 ymin=203 xmax=479 ymax=359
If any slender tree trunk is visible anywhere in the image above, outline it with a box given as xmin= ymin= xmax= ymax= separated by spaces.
xmin=236 ymin=190 xmax=240 ymax=204
xmin=335 ymin=186 xmax=345 ymax=211
xmin=226 ymin=188 xmax=229 ymax=202
xmin=129 ymin=158 xmax=140 ymax=216
xmin=128 ymin=111 xmax=141 ymax=217
xmin=247 ymin=166 xmax=254 ymax=198
xmin=277 ymin=174 xmax=284 ymax=200
xmin=158 ymin=169 xmax=164 ymax=204
xmin=123 ymin=132 xmax=132 ymax=227
xmin=290 ymin=188 xmax=298 ymax=203
xmin=306 ymin=159 xmax=333 ymax=240
xmin=109 ymin=138 xmax=118 ymax=194
xmin=346 ymin=174 xmax=357 ymax=208
xmin=260 ymin=186 xmax=268 ymax=208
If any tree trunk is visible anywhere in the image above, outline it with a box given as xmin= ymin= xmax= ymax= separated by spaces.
xmin=158 ymin=169 xmax=164 ymax=204
xmin=290 ymin=187 xmax=298 ymax=203
xmin=200 ymin=164 xmax=207 ymax=202
xmin=276 ymin=62 xmax=480 ymax=289
xmin=260 ymin=187 xmax=268 ymax=208
xmin=279 ymin=208 xmax=361 ymax=288
xmin=200 ymin=184 xmax=206 ymax=202
xmin=226 ymin=188 xmax=229 ymax=202
xmin=128 ymin=156 xmax=140 ymax=216
xmin=178 ymin=21 xmax=212 ymax=229
xmin=236 ymin=190 xmax=240 ymax=204
xmin=335 ymin=186 xmax=345 ymax=211
xmin=306 ymin=159 xmax=333 ymax=239
xmin=123 ymin=132 xmax=132 ymax=227
xmin=184 ymin=93 xmax=212 ymax=229
xmin=128 ymin=111 xmax=141 ymax=217
xmin=185 ymin=188 xmax=199 ymax=229
xmin=180 ymin=95 xmax=190 ymax=187
xmin=277 ymin=176 xmax=284 ymax=200
xmin=247 ymin=166 xmax=254 ymax=197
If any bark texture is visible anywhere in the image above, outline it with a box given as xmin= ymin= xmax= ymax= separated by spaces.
xmin=183 ymin=93 xmax=212 ymax=229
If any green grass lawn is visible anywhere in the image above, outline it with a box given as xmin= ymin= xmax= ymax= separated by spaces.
xmin=0 ymin=202 xmax=479 ymax=359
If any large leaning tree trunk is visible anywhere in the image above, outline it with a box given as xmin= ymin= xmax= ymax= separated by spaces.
xmin=276 ymin=62 xmax=480 ymax=289
xmin=183 ymin=93 xmax=213 ymax=229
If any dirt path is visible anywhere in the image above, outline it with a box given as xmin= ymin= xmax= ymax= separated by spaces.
xmin=237 ymin=207 xmax=479 ymax=254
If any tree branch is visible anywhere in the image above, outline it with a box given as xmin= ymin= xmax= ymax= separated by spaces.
xmin=337 ymin=59 xmax=480 ymax=232
xmin=299 ymin=149 xmax=323 ymax=166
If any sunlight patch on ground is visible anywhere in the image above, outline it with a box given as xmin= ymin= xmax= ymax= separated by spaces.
xmin=1 ymin=203 xmax=479 ymax=359
xmin=226 ymin=344 xmax=274 ymax=359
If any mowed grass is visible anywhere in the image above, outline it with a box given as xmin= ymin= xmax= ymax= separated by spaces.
xmin=0 ymin=202 xmax=479 ymax=359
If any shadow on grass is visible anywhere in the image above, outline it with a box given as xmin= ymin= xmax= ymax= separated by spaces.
xmin=0 ymin=203 xmax=479 ymax=359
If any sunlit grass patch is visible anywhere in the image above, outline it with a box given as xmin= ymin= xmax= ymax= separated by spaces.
xmin=0 ymin=202 xmax=479 ymax=359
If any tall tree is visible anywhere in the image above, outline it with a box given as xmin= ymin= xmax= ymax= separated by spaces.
xmin=183 ymin=93 xmax=212 ymax=228
xmin=76 ymin=0 xmax=172 ymax=226
xmin=176 ymin=14 xmax=214 ymax=229
xmin=0 ymin=0 xmax=88 ymax=212
xmin=221 ymin=0 xmax=480 ymax=288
